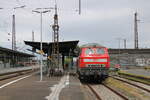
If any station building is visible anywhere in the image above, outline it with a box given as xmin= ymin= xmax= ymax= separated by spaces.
xmin=0 ymin=46 xmax=35 ymax=69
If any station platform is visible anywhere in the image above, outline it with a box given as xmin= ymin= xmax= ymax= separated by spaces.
xmin=0 ymin=65 xmax=39 ymax=75
xmin=0 ymin=72 xmax=94 ymax=100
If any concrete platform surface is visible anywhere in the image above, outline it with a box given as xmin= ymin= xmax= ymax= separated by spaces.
xmin=0 ymin=73 xmax=61 ymax=100
xmin=0 ymin=72 xmax=95 ymax=100
xmin=59 ymin=75 xmax=95 ymax=100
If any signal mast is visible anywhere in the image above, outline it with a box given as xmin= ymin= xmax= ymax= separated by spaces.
xmin=51 ymin=4 xmax=60 ymax=74
xmin=49 ymin=0 xmax=82 ymax=75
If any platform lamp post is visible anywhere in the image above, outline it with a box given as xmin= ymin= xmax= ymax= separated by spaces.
xmin=32 ymin=10 xmax=50 ymax=81
xmin=0 ymin=7 xmax=3 ymax=37
xmin=11 ymin=5 xmax=26 ymax=68
xmin=12 ymin=5 xmax=26 ymax=51
xmin=0 ymin=8 xmax=3 ymax=34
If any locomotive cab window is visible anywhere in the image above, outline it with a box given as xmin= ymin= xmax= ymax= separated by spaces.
xmin=96 ymin=48 xmax=105 ymax=54
xmin=85 ymin=48 xmax=94 ymax=55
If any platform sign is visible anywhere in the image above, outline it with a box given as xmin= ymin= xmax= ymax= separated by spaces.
xmin=48 ymin=56 xmax=51 ymax=60
xmin=38 ymin=50 xmax=44 ymax=54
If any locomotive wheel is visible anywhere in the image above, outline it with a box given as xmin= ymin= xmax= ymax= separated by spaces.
xmin=79 ymin=75 xmax=85 ymax=82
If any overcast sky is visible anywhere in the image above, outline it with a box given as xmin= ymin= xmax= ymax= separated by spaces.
xmin=0 ymin=0 xmax=150 ymax=52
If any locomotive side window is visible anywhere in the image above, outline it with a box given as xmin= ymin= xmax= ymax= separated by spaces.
xmin=96 ymin=48 xmax=105 ymax=54
xmin=85 ymin=48 xmax=94 ymax=55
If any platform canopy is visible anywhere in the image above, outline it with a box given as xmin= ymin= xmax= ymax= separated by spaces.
xmin=24 ymin=40 xmax=79 ymax=56
xmin=0 ymin=46 xmax=34 ymax=57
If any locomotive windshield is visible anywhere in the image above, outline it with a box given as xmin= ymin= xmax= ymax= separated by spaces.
xmin=85 ymin=48 xmax=94 ymax=55
xmin=96 ymin=48 xmax=105 ymax=54
xmin=85 ymin=48 xmax=105 ymax=55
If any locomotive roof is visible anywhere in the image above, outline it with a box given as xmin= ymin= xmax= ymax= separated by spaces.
xmin=80 ymin=43 xmax=105 ymax=48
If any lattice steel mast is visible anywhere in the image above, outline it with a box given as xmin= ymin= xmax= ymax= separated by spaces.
xmin=51 ymin=5 xmax=60 ymax=69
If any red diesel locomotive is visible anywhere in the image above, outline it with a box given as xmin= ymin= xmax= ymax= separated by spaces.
xmin=77 ymin=43 xmax=110 ymax=80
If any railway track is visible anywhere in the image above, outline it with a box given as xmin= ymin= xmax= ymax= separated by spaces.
xmin=0 ymin=68 xmax=39 ymax=81
xmin=111 ymin=76 xmax=150 ymax=93
xmin=86 ymin=84 xmax=129 ymax=100
xmin=87 ymin=84 xmax=102 ymax=100
xmin=116 ymin=74 xmax=150 ymax=86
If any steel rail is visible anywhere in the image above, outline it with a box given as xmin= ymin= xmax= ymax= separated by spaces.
xmin=102 ymin=83 xmax=129 ymax=100
xmin=116 ymin=75 xmax=150 ymax=86
xmin=111 ymin=76 xmax=150 ymax=93
xmin=87 ymin=84 xmax=102 ymax=100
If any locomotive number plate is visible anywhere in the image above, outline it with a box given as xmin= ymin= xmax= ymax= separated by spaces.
xmin=86 ymin=64 xmax=105 ymax=67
